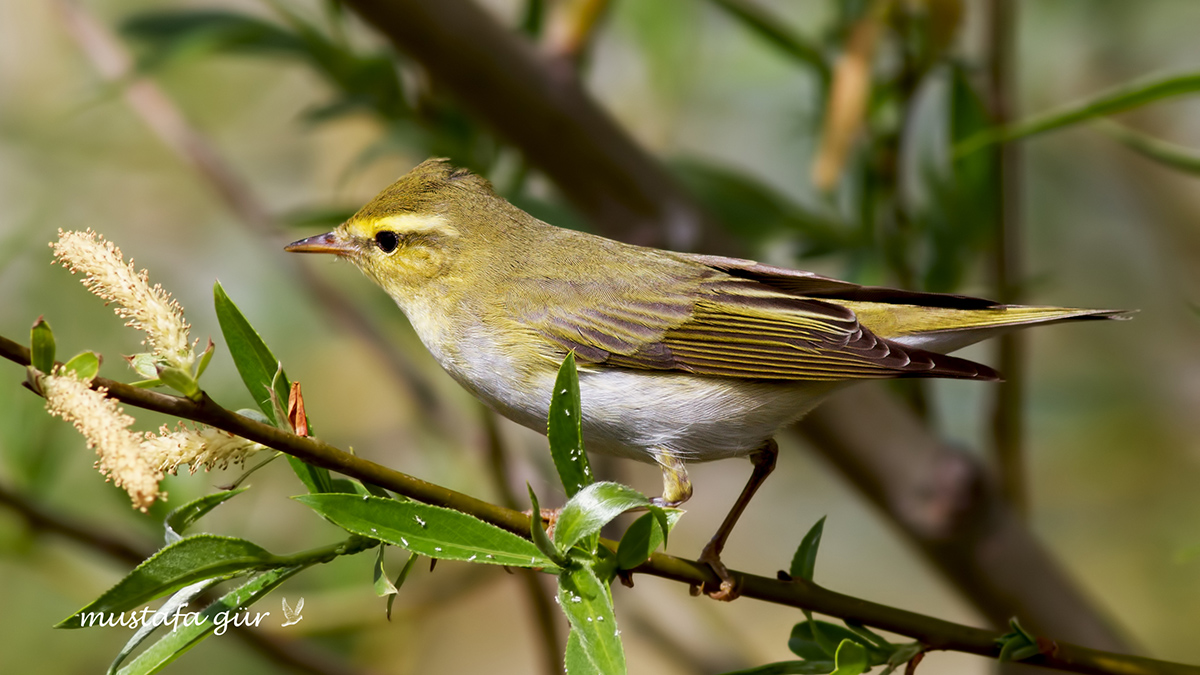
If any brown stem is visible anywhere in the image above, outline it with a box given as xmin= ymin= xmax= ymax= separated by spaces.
xmin=985 ymin=0 xmax=1028 ymax=516
xmin=2 ymin=335 xmax=1188 ymax=675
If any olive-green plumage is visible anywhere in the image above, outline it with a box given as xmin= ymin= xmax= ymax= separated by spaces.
xmin=287 ymin=158 xmax=1128 ymax=596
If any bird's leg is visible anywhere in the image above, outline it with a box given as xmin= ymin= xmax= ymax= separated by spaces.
xmin=651 ymin=449 xmax=693 ymax=506
xmin=698 ymin=439 xmax=779 ymax=601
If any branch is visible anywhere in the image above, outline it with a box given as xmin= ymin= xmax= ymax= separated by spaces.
xmin=0 ymin=334 xmax=1188 ymax=675
xmin=337 ymin=0 xmax=1131 ymax=651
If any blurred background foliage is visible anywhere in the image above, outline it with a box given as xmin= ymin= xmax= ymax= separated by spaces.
xmin=3 ymin=0 xmax=1200 ymax=673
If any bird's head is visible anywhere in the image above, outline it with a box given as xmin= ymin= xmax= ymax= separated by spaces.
xmin=285 ymin=158 xmax=507 ymax=300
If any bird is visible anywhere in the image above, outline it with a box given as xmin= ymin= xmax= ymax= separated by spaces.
xmin=286 ymin=158 xmax=1127 ymax=598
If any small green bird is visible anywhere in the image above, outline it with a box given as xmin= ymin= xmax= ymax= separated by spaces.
xmin=287 ymin=158 xmax=1126 ymax=597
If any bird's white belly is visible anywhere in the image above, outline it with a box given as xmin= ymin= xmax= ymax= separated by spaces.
xmin=439 ymin=326 xmax=838 ymax=464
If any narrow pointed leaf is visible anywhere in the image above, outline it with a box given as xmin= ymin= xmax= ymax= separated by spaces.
xmin=789 ymin=516 xmax=826 ymax=582
xmin=558 ymin=565 xmax=624 ymax=675
xmin=214 ymin=281 xmax=332 ymax=492
xmin=956 ymin=71 xmax=1200 ymax=157
xmin=115 ymin=565 xmax=306 ymax=675
xmin=295 ymin=494 xmax=558 ymax=570
xmin=1100 ymin=120 xmax=1200 ymax=176
xmin=554 ymin=482 xmax=651 ymax=554
xmin=548 ymin=353 xmax=592 ymax=497
xmin=164 ymin=488 xmax=248 ymax=544
xmin=58 ymin=535 xmax=282 ymax=628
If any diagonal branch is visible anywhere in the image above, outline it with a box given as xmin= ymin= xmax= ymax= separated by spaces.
xmin=0 ymin=334 xmax=1188 ymax=675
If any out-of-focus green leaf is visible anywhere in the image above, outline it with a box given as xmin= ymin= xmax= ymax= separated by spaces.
xmin=58 ymin=535 xmax=283 ymax=628
xmin=30 ymin=317 xmax=54 ymax=375
xmin=114 ymin=565 xmax=306 ymax=675
xmin=554 ymin=482 xmax=651 ymax=554
xmin=164 ymin=488 xmax=249 ymax=544
xmin=788 ymin=621 xmax=890 ymax=664
xmin=548 ymin=353 xmax=592 ymax=498
xmin=956 ymin=70 xmax=1200 ymax=157
xmin=616 ymin=509 xmax=684 ymax=570
xmin=558 ymin=565 xmax=624 ymax=675
xmin=156 ymin=366 xmax=200 ymax=399
xmin=671 ymin=159 xmax=853 ymax=255
xmin=1100 ymin=120 xmax=1200 ymax=176
xmin=789 ymin=516 xmax=826 ymax=582
xmin=706 ymin=0 xmax=828 ymax=78
xmin=295 ymin=494 xmax=559 ymax=570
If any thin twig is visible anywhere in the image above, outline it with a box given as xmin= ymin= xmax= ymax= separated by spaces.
xmin=0 ymin=335 xmax=1188 ymax=675
xmin=985 ymin=0 xmax=1028 ymax=516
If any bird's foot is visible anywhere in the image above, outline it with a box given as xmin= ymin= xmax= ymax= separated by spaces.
xmin=697 ymin=540 xmax=740 ymax=601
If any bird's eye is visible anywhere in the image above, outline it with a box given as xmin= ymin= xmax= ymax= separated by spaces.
xmin=374 ymin=231 xmax=400 ymax=253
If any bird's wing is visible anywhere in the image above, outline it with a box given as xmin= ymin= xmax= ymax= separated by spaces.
xmin=508 ymin=270 xmax=997 ymax=382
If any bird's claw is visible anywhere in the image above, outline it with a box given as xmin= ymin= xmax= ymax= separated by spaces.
xmin=697 ymin=542 xmax=740 ymax=601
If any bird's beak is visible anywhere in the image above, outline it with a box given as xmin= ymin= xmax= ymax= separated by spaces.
xmin=285 ymin=231 xmax=354 ymax=256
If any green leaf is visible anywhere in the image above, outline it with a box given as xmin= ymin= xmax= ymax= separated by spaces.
xmin=956 ymin=70 xmax=1200 ymax=157
xmin=30 ymin=316 xmax=55 ymax=374
xmin=830 ymin=639 xmax=869 ymax=675
xmin=706 ymin=0 xmax=828 ymax=78
xmin=996 ymin=617 xmax=1040 ymax=662
xmin=528 ymin=484 xmax=567 ymax=565
xmin=213 ymin=282 xmax=290 ymax=425
xmin=164 ymin=488 xmax=249 ymax=544
xmin=789 ymin=621 xmax=889 ymax=664
xmin=194 ymin=339 xmax=215 ymax=379
xmin=789 ymin=516 xmax=826 ymax=582
xmin=373 ymin=545 xmax=397 ymax=597
xmin=58 ymin=535 xmax=282 ymax=628
xmin=294 ymin=494 xmax=559 ymax=570
xmin=156 ymin=366 xmax=200 ymax=399
xmin=548 ymin=353 xmax=592 ymax=498
xmin=554 ymin=482 xmax=651 ymax=554
xmin=107 ymin=579 xmax=219 ymax=675
xmin=386 ymin=551 xmax=419 ymax=620
xmin=62 ymin=351 xmax=101 ymax=381
xmin=214 ymin=281 xmax=332 ymax=492
xmin=616 ymin=509 xmax=684 ymax=570
xmin=127 ymin=353 xmax=159 ymax=380
xmin=1099 ymin=120 xmax=1200 ymax=176
xmin=565 ymin=629 xmax=602 ymax=675
xmin=558 ymin=565 xmax=624 ymax=675
xmin=114 ymin=565 xmax=306 ymax=675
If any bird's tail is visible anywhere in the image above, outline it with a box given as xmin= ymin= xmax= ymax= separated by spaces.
xmin=844 ymin=302 xmax=1132 ymax=354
